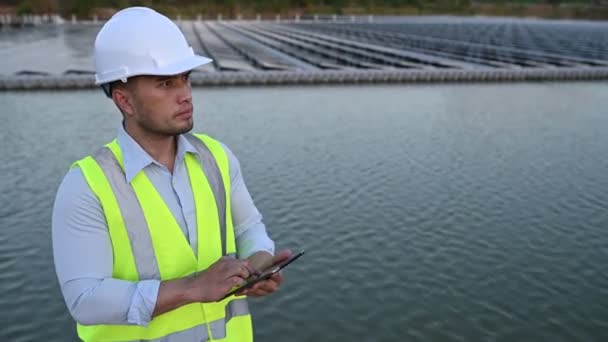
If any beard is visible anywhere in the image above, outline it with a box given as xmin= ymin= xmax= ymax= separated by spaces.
xmin=133 ymin=101 xmax=194 ymax=137
xmin=139 ymin=117 xmax=193 ymax=137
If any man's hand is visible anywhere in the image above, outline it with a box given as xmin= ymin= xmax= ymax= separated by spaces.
xmin=241 ymin=249 xmax=292 ymax=298
xmin=153 ymin=256 xmax=254 ymax=317
xmin=186 ymin=256 xmax=254 ymax=302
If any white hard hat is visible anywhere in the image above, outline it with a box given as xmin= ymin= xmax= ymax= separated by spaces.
xmin=94 ymin=7 xmax=212 ymax=85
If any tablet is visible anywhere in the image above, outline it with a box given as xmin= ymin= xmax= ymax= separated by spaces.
xmin=219 ymin=250 xmax=305 ymax=301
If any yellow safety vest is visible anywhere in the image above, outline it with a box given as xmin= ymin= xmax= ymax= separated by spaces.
xmin=72 ymin=133 xmax=253 ymax=342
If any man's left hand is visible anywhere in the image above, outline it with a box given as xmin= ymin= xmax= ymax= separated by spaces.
xmin=242 ymin=249 xmax=292 ymax=297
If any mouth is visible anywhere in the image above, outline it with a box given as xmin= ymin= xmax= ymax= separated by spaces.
xmin=176 ymin=107 xmax=193 ymax=119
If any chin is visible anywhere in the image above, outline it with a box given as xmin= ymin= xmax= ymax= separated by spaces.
xmin=175 ymin=123 xmax=194 ymax=135
xmin=158 ymin=124 xmax=192 ymax=137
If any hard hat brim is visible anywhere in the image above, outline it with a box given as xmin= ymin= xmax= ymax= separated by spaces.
xmin=94 ymin=54 xmax=213 ymax=85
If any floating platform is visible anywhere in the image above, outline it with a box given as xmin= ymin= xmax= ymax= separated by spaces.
xmin=1 ymin=17 xmax=607 ymax=90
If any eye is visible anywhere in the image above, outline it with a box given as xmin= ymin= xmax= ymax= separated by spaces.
xmin=182 ymin=73 xmax=191 ymax=82
xmin=158 ymin=80 xmax=171 ymax=88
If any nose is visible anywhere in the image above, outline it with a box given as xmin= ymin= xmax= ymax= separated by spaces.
xmin=177 ymin=78 xmax=192 ymax=104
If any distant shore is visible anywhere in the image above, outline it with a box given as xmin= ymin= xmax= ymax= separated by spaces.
xmin=1 ymin=2 xmax=608 ymax=21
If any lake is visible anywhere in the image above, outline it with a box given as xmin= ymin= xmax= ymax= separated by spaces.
xmin=1 ymin=82 xmax=608 ymax=341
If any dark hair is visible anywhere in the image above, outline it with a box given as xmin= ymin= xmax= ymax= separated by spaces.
xmin=102 ymin=79 xmax=132 ymax=98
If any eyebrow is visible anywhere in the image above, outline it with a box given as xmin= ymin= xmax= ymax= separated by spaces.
xmin=155 ymin=76 xmax=173 ymax=82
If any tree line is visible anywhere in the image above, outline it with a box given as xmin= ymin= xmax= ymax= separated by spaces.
xmin=1 ymin=0 xmax=603 ymax=18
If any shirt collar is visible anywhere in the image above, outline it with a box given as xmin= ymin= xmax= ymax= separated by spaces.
xmin=116 ymin=123 xmax=198 ymax=183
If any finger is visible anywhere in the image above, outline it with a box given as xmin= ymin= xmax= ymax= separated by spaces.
xmin=241 ymin=260 xmax=258 ymax=277
xmin=269 ymin=272 xmax=282 ymax=286
xmin=249 ymin=281 xmax=264 ymax=292
xmin=217 ymin=261 xmax=249 ymax=282
xmin=242 ymin=288 xmax=272 ymax=297
xmin=223 ymin=275 xmax=246 ymax=291
xmin=251 ymin=279 xmax=279 ymax=293
xmin=223 ymin=259 xmax=251 ymax=278
xmin=247 ymin=273 xmax=281 ymax=293
xmin=259 ymin=280 xmax=279 ymax=293
xmin=272 ymin=249 xmax=293 ymax=264
xmin=234 ymin=263 xmax=251 ymax=279
xmin=252 ymin=274 xmax=281 ymax=289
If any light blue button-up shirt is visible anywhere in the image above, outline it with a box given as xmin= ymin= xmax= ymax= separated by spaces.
xmin=52 ymin=124 xmax=274 ymax=327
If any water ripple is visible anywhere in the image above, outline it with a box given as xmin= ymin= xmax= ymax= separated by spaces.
xmin=2 ymin=84 xmax=608 ymax=341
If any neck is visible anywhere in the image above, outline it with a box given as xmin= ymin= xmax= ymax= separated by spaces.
xmin=124 ymin=121 xmax=177 ymax=173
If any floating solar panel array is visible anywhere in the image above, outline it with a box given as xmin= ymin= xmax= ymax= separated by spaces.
xmin=1 ymin=17 xmax=607 ymax=89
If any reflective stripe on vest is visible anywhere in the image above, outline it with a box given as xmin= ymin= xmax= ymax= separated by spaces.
xmin=73 ymin=133 xmax=251 ymax=342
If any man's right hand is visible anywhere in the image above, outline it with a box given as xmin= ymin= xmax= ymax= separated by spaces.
xmin=186 ymin=256 xmax=253 ymax=302
xmin=153 ymin=256 xmax=253 ymax=317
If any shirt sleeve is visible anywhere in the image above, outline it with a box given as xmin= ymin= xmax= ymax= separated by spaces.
xmin=52 ymin=167 xmax=159 ymax=326
xmin=221 ymin=143 xmax=275 ymax=259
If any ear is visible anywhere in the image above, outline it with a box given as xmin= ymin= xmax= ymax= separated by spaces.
xmin=112 ymin=87 xmax=135 ymax=117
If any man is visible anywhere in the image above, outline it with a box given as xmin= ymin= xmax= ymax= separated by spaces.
xmin=52 ymin=7 xmax=290 ymax=342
